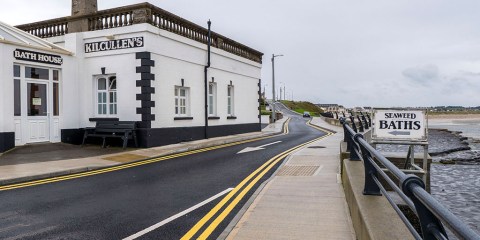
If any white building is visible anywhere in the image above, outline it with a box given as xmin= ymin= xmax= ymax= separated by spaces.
xmin=0 ymin=1 xmax=263 ymax=153
xmin=316 ymin=104 xmax=345 ymax=113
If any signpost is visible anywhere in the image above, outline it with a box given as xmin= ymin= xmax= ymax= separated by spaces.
xmin=372 ymin=109 xmax=427 ymax=142
xmin=371 ymin=108 xmax=429 ymax=184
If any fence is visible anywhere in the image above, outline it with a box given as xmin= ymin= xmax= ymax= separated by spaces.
xmin=340 ymin=117 xmax=479 ymax=239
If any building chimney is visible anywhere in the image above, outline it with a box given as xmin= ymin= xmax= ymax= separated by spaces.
xmin=69 ymin=0 xmax=98 ymax=33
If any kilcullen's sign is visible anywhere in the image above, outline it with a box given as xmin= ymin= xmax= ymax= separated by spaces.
xmin=14 ymin=49 xmax=63 ymax=65
xmin=85 ymin=37 xmax=144 ymax=53
xmin=372 ymin=109 xmax=427 ymax=141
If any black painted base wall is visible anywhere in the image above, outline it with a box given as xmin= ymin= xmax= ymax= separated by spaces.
xmin=208 ymin=123 xmax=261 ymax=138
xmin=61 ymin=129 xmax=85 ymax=145
xmin=0 ymin=132 xmax=15 ymax=153
xmin=137 ymin=123 xmax=261 ymax=148
xmin=61 ymin=123 xmax=261 ymax=148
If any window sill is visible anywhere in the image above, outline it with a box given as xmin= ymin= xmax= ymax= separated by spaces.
xmin=227 ymin=116 xmax=237 ymax=119
xmin=89 ymin=117 xmax=119 ymax=122
xmin=208 ymin=116 xmax=220 ymax=120
xmin=174 ymin=117 xmax=193 ymax=120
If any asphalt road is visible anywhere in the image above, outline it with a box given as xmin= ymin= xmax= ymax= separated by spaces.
xmin=0 ymin=103 xmax=326 ymax=240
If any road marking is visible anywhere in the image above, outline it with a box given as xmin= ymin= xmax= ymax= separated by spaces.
xmin=284 ymin=118 xmax=291 ymax=134
xmin=0 ymin=132 xmax=287 ymax=191
xmin=180 ymin=148 xmax=291 ymax=240
xmin=123 ymin=188 xmax=234 ymax=240
xmin=313 ymin=165 xmax=324 ymax=176
xmin=237 ymin=141 xmax=282 ymax=154
xmin=183 ymin=129 xmax=332 ymax=239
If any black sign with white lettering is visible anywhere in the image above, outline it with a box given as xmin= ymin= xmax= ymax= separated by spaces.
xmin=13 ymin=49 xmax=63 ymax=65
xmin=85 ymin=37 xmax=144 ymax=53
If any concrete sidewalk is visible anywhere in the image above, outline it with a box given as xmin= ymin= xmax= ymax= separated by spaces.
xmin=0 ymin=118 xmax=286 ymax=185
xmin=224 ymin=117 xmax=356 ymax=240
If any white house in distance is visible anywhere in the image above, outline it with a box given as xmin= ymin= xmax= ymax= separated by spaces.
xmin=0 ymin=0 xmax=263 ymax=153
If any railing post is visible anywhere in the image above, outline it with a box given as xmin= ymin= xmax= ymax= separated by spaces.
xmin=366 ymin=113 xmax=372 ymax=127
xmin=361 ymin=113 xmax=369 ymax=130
xmin=358 ymin=137 xmax=382 ymax=195
xmin=401 ymin=175 xmax=448 ymax=240
xmin=349 ymin=133 xmax=362 ymax=161
xmin=340 ymin=118 xmax=350 ymax=149
xmin=349 ymin=116 xmax=358 ymax=133
xmin=356 ymin=115 xmax=364 ymax=132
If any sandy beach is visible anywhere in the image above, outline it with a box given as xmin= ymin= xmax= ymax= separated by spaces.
xmin=428 ymin=113 xmax=480 ymax=120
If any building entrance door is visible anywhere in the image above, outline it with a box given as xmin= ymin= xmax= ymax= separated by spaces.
xmin=26 ymin=82 xmax=50 ymax=143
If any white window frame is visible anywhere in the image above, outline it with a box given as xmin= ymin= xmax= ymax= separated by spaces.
xmin=227 ymin=85 xmax=234 ymax=116
xmin=208 ymin=82 xmax=217 ymax=116
xmin=95 ymin=75 xmax=117 ymax=117
xmin=175 ymin=86 xmax=190 ymax=117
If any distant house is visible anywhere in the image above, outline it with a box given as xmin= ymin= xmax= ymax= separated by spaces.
xmin=353 ymin=107 xmax=365 ymax=113
xmin=316 ymin=104 xmax=345 ymax=113
xmin=0 ymin=0 xmax=263 ymax=153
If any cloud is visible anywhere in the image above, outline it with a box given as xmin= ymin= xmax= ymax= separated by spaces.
xmin=402 ymin=64 xmax=440 ymax=86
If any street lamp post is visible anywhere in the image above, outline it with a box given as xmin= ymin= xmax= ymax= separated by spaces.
xmin=271 ymin=54 xmax=283 ymax=122
xmin=279 ymin=82 xmax=285 ymax=101
xmin=279 ymin=86 xmax=282 ymax=101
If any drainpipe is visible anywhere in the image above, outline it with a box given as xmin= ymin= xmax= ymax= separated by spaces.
xmin=204 ymin=20 xmax=211 ymax=139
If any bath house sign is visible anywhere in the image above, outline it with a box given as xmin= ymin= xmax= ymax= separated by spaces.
xmin=372 ymin=109 xmax=427 ymax=141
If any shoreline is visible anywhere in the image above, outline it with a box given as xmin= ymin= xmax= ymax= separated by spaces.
xmin=428 ymin=113 xmax=480 ymax=120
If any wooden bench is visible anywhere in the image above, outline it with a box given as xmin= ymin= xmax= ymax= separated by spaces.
xmin=82 ymin=121 xmax=138 ymax=149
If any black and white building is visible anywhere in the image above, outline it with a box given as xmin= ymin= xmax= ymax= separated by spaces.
xmin=0 ymin=1 xmax=263 ymax=153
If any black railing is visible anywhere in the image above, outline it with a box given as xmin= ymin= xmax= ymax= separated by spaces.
xmin=340 ymin=118 xmax=479 ymax=240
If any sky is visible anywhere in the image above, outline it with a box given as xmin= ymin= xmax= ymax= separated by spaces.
xmin=1 ymin=0 xmax=480 ymax=108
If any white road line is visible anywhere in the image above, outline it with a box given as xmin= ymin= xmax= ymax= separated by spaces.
xmin=257 ymin=141 xmax=282 ymax=148
xmin=123 ymin=188 xmax=234 ymax=240
xmin=237 ymin=141 xmax=283 ymax=154
xmin=313 ymin=165 xmax=324 ymax=176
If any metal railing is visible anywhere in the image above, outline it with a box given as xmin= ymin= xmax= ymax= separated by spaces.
xmin=340 ymin=118 xmax=479 ymax=240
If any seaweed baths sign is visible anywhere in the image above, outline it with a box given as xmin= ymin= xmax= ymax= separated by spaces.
xmin=372 ymin=109 xmax=427 ymax=141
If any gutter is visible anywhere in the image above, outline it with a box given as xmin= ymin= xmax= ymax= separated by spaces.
xmin=204 ymin=20 xmax=211 ymax=139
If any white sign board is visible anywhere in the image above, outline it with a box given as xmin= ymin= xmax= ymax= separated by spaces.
xmin=372 ymin=109 xmax=427 ymax=141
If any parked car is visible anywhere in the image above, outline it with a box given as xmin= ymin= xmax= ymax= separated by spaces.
xmin=303 ymin=111 xmax=311 ymax=117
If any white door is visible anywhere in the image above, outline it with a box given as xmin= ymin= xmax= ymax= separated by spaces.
xmin=26 ymin=82 xmax=50 ymax=143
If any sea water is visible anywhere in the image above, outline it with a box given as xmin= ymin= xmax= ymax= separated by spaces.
xmin=429 ymin=118 xmax=480 ymax=236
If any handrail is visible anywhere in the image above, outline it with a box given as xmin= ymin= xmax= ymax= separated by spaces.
xmin=340 ymin=118 xmax=480 ymax=240
xmin=15 ymin=3 xmax=263 ymax=63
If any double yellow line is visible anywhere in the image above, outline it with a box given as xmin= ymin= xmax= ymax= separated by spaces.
xmin=181 ymin=120 xmax=333 ymax=239
xmin=0 ymin=120 xmax=291 ymax=192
